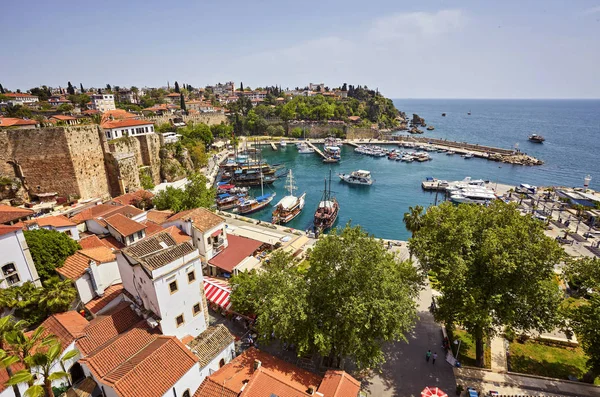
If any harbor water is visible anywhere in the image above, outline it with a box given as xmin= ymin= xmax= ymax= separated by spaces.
xmin=242 ymin=99 xmax=600 ymax=240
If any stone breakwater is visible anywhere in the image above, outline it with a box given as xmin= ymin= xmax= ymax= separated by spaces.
xmin=384 ymin=135 xmax=544 ymax=166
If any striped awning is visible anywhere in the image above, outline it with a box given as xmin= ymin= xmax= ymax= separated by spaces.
xmin=203 ymin=277 xmax=232 ymax=311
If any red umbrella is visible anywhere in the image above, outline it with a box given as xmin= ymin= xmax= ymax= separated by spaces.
xmin=421 ymin=387 xmax=448 ymax=397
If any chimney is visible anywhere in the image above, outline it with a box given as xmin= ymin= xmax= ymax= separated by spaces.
xmin=86 ymin=260 xmax=105 ymax=296
xmin=253 ymin=359 xmax=261 ymax=371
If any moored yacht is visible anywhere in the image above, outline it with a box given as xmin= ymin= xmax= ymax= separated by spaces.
xmin=338 ymin=170 xmax=374 ymax=186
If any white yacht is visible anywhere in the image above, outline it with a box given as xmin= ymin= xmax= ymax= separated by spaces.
xmin=280 ymin=140 xmax=287 ymax=147
xmin=297 ymin=143 xmax=315 ymax=154
xmin=338 ymin=170 xmax=374 ymax=186
xmin=450 ymin=188 xmax=497 ymax=205
xmin=401 ymin=154 xmax=415 ymax=162
xmin=462 ymin=152 xmax=474 ymax=159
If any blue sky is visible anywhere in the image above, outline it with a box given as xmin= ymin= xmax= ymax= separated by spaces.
xmin=2 ymin=0 xmax=599 ymax=98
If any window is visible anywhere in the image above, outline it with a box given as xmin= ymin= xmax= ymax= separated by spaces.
xmin=219 ymin=358 xmax=225 ymax=368
xmin=176 ymin=314 xmax=184 ymax=327
xmin=2 ymin=263 xmax=17 ymax=276
xmin=151 ymin=126 xmax=154 ymax=132
xmin=137 ymin=231 xmax=143 ymax=239
xmin=128 ymin=236 xmax=134 ymax=244
xmin=193 ymin=303 xmax=201 ymax=316
xmin=169 ymin=280 xmax=178 ymax=294
xmin=6 ymin=274 xmax=20 ymax=286
xmin=145 ymin=126 xmax=149 ymax=133
xmin=187 ymin=271 xmax=196 ymax=283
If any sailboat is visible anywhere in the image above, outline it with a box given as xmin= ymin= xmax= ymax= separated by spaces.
xmin=236 ymin=155 xmax=276 ymax=214
xmin=313 ymin=170 xmax=339 ymax=234
xmin=272 ymin=170 xmax=306 ymax=224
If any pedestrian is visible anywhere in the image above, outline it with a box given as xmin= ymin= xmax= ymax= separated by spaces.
xmin=432 ymin=352 xmax=438 ymax=365
xmin=426 ymin=350 xmax=432 ymax=362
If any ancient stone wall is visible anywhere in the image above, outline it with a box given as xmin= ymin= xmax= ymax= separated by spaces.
xmin=108 ymin=137 xmax=143 ymax=165
xmin=104 ymin=153 xmax=140 ymax=196
xmin=63 ymin=125 xmax=111 ymax=200
xmin=0 ymin=126 xmax=110 ymax=200
xmin=143 ymin=113 xmax=227 ymax=126
xmin=136 ymin=134 xmax=162 ymax=184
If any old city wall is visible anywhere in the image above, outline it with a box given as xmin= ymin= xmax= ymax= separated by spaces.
xmin=108 ymin=137 xmax=144 ymax=165
xmin=136 ymin=134 xmax=162 ymax=185
xmin=0 ymin=126 xmax=110 ymax=200
xmin=63 ymin=125 xmax=111 ymax=200
xmin=104 ymin=153 xmax=140 ymax=197
xmin=143 ymin=113 xmax=227 ymax=126
xmin=293 ymin=123 xmax=380 ymax=139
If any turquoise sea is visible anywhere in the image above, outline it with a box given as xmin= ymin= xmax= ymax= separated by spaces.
xmin=242 ymin=99 xmax=600 ymax=240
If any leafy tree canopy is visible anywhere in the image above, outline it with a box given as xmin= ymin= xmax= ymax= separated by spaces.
xmin=231 ymin=224 xmax=421 ymax=369
xmin=409 ymin=201 xmax=564 ymax=367
xmin=153 ymin=173 xmax=215 ymax=212
xmin=23 ymin=229 xmax=80 ymax=282
xmin=565 ymin=257 xmax=600 ymax=378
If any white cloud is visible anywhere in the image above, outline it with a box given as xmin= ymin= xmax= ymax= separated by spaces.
xmin=582 ymin=5 xmax=600 ymax=14
xmin=367 ymin=9 xmax=466 ymax=41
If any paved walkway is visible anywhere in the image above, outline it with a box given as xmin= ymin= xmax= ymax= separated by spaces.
xmin=361 ymin=283 xmax=456 ymax=397
xmin=455 ymin=367 xmax=600 ymax=397
xmin=490 ymin=337 xmax=507 ymax=372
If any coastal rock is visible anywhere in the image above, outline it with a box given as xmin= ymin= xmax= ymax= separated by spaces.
xmin=409 ymin=127 xmax=424 ymax=134
xmin=412 ymin=114 xmax=426 ymax=126
xmin=427 ymin=126 xmax=435 ymax=131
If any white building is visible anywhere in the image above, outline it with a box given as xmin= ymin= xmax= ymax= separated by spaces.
xmin=0 ymin=225 xmax=41 ymax=289
xmin=163 ymin=208 xmax=228 ymax=262
xmin=101 ymin=119 xmax=156 ymax=140
xmin=117 ymin=231 xmax=209 ymax=339
xmin=23 ymin=215 xmax=80 ymax=240
xmin=3 ymin=92 xmax=39 ymax=106
xmin=58 ymin=245 xmax=123 ymax=314
xmin=309 ymin=82 xmax=325 ymax=91
xmin=90 ymin=94 xmax=116 ymax=112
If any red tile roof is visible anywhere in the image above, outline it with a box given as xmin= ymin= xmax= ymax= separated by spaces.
xmin=104 ymin=336 xmax=197 ymax=397
xmin=50 ymin=115 xmax=78 ymax=121
xmin=146 ymin=209 xmax=173 ymax=224
xmin=110 ymin=190 xmax=154 ymax=207
xmin=77 ymin=302 xmax=143 ymax=355
xmin=24 ymin=215 xmax=76 ymax=228
xmin=0 ymin=117 xmax=38 ymax=127
xmin=79 ymin=235 xmax=107 ymax=249
xmin=101 ymin=119 xmax=154 ymax=129
xmin=164 ymin=225 xmax=192 ymax=243
xmin=0 ymin=225 xmax=22 ymax=237
xmin=4 ymin=92 xmax=37 ymax=98
xmin=80 ymin=326 xmax=157 ymax=379
xmin=167 ymin=208 xmax=224 ymax=232
xmin=101 ymin=109 xmax=137 ymax=122
xmin=317 ymin=370 xmax=361 ymax=397
xmin=85 ymin=284 xmax=125 ymax=314
xmin=82 ymin=109 xmax=100 ymax=115
xmin=142 ymin=220 xmax=165 ymax=237
xmin=208 ymin=235 xmax=262 ymax=272
xmin=194 ymin=348 xmax=321 ymax=397
xmin=0 ymin=204 xmax=34 ymax=224
xmin=0 ymin=363 xmax=25 ymax=393
xmin=70 ymin=203 xmax=128 ymax=224
xmin=37 ymin=311 xmax=89 ymax=348
xmin=57 ymin=246 xmax=116 ymax=279
xmin=105 ymin=213 xmax=146 ymax=237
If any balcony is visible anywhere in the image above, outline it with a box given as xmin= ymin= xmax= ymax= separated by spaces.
xmin=212 ymin=239 xmax=225 ymax=253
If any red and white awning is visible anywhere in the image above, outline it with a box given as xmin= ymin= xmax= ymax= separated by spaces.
xmin=203 ymin=277 xmax=232 ymax=311
xmin=421 ymin=387 xmax=448 ymax=397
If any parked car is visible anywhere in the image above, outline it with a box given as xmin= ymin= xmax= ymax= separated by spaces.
xmin=466 ymin=387 xmax=479 ymax=397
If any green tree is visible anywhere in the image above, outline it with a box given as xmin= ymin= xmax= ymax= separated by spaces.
xmin=66 ymin=82 xmax=75 ymax=96
xmin=180 ymin=93 xmax=186 ymax=113
xmin=565 ymin=257 xmax=600 ymax=380
xmin=409 ymin=201 xmax=564 ymax=367
xmin=0 ymin=317 xmax=26 ymax=397
xmin=79 ymin=83 xmax=84 ymax=93
xmin=7 ymin=339 xmax=77 ymax=397
xmin=139 ymin=170 xmax=155 ymax=190
xmin=38 ymin=278 xmax=77 ymax=314
xmin=403 ymin=205 xmax=424 ymax=259
xmin=57 ymin=103 xmax=74 ymax=113
xmin=0 ymin=83 xmax=5 ymax=94
xmin=153 ymin=173 xmax=215 ymax=212
xmin=231 ymin=224 xmax=420 ymax=369
xmin=4 ymin=105 xmax=32 ymax=119
xmin=174 ymin=81 xmax=180 ymax=93
xmin=23 ymin=229 xmax=80 ymax=282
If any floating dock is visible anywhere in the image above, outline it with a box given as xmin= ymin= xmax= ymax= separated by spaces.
xmin=306 ymin=141 xmax=326 ymax=159
xmin=270 ymin=142 xmax=277 ymax=151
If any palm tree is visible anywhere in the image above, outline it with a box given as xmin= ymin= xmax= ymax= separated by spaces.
xmin=6 ymin=340 xmax=78 ymax=397
xmin=0 ymin=317 xmax=26 ymax=397
xmin=403 ymin=205 xmax=424 ymax=259
xmin=39 ymin=278 xmax=77 ymax=314
xmin=5 ymin=327 xmax=55 ymax=374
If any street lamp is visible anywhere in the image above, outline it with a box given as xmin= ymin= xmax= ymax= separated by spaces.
xmin=454 ymin=339 xmax=462 ymax=361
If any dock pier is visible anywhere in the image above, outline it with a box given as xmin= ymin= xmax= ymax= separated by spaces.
xmin=270 ymin=142 xmax=277 ymax=151
xmin=306 ymin=141 xmax=326 ymax=159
